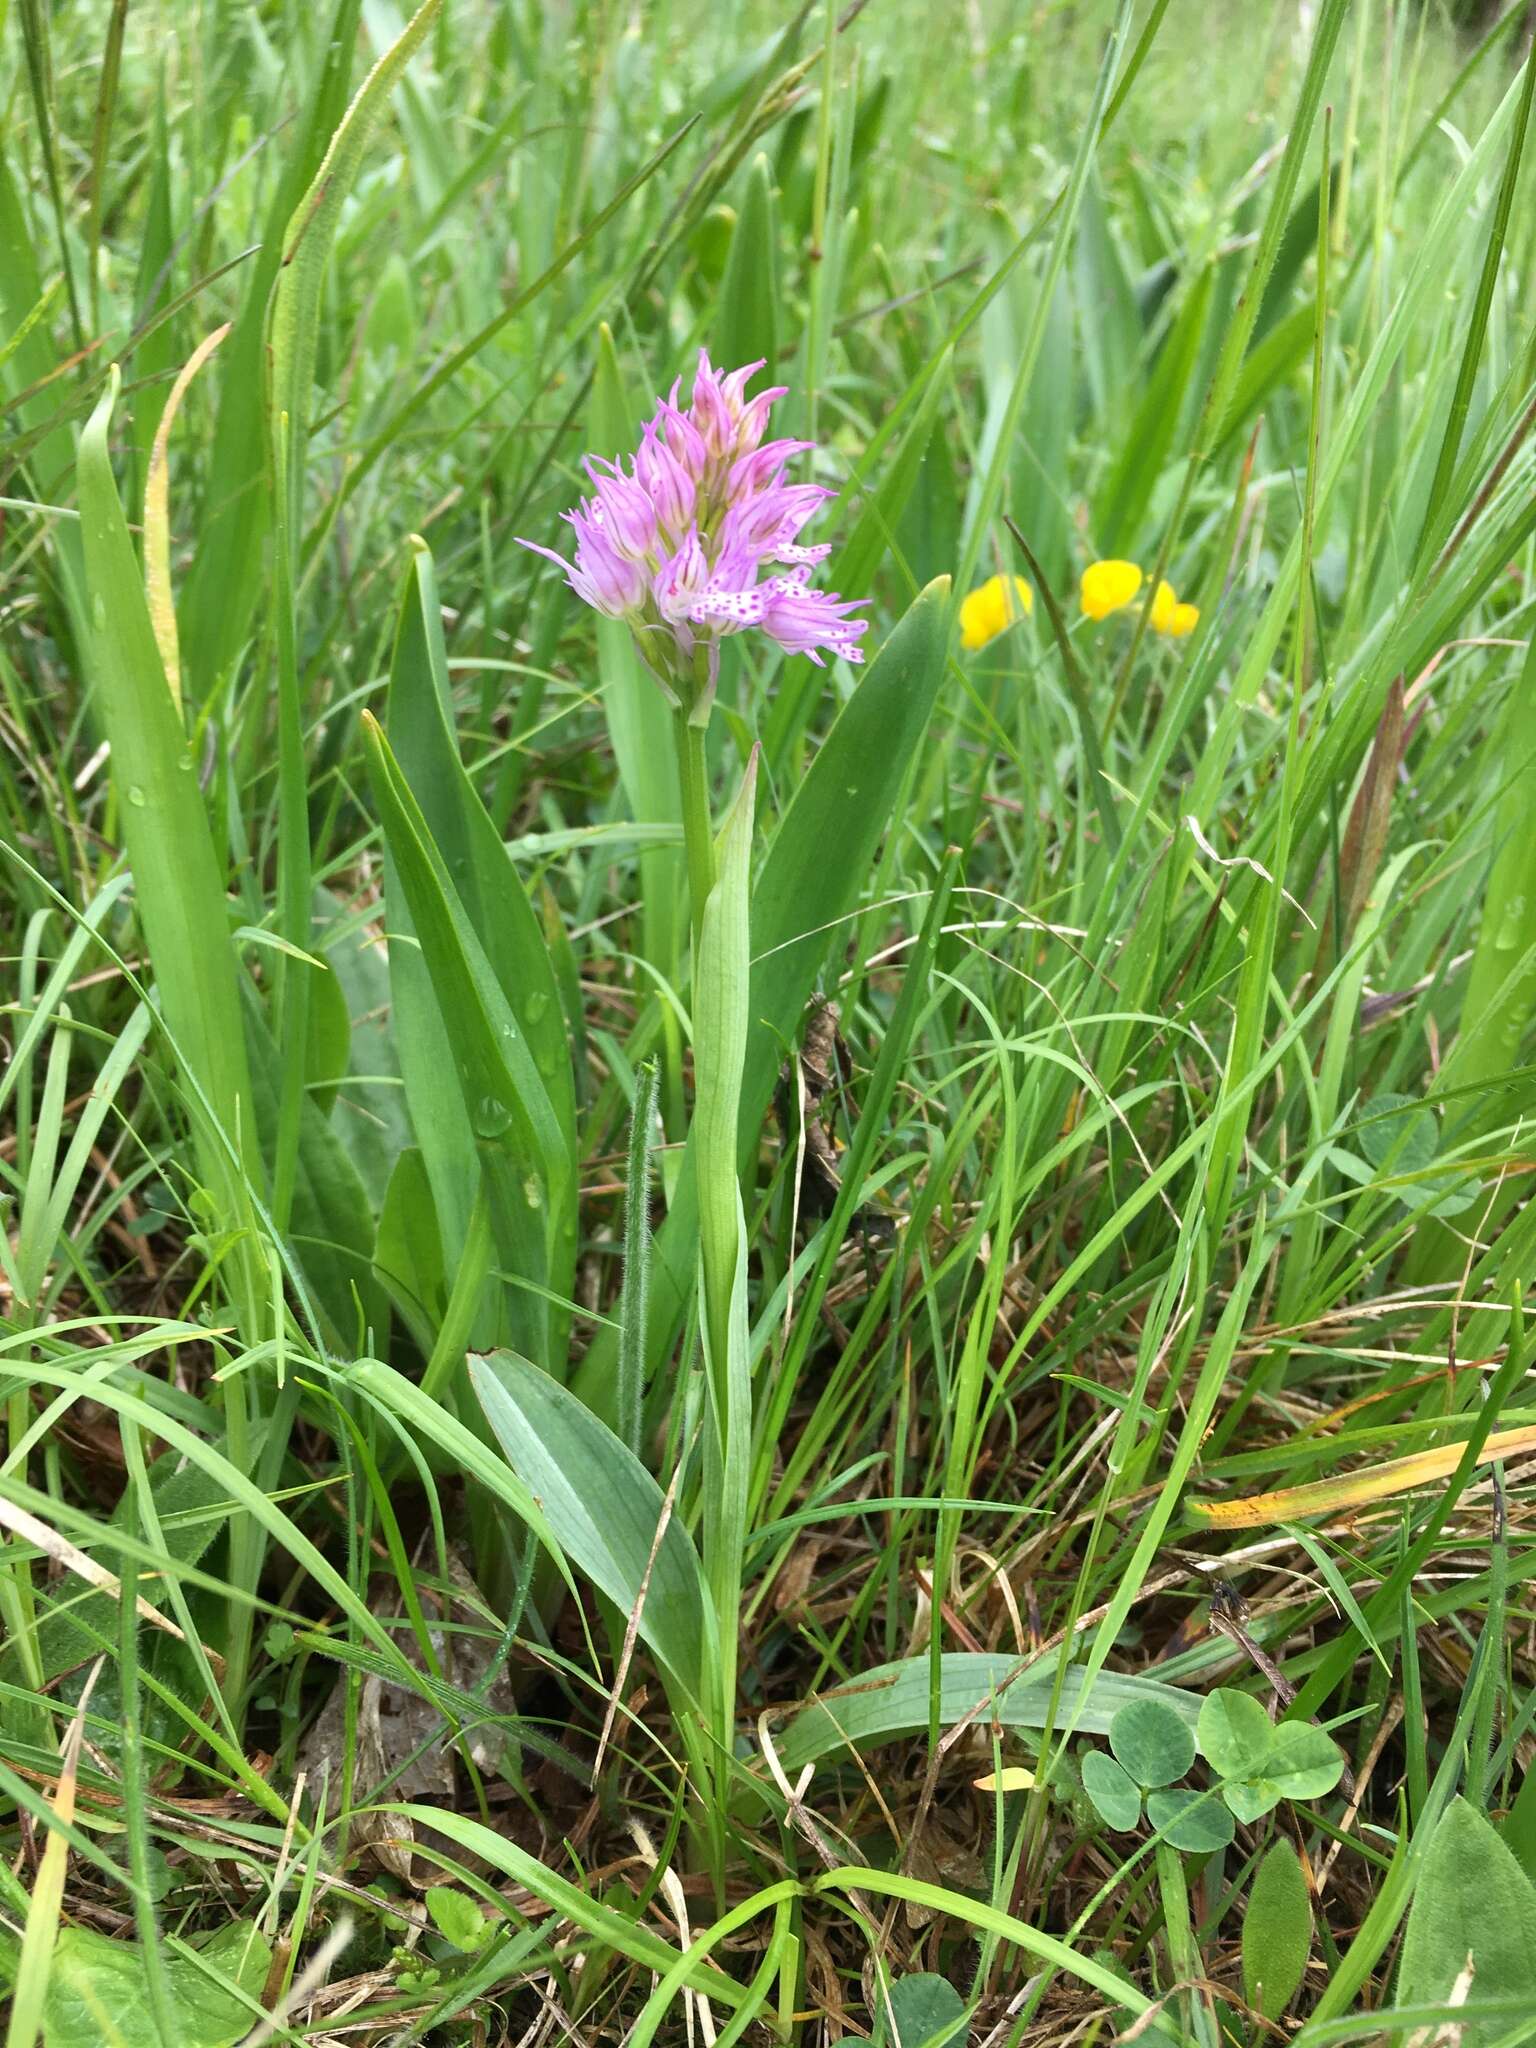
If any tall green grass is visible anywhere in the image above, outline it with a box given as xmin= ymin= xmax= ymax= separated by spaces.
xmin=3 ymin=1 xmax=1536 ymax=2041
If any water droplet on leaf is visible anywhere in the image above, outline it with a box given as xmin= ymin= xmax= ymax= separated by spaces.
xmin=472 ymin=1094 xmax=512 ymax=1138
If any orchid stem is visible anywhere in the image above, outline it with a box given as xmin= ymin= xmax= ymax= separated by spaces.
xmin=674 ymin=708 xmax=716 ymax=958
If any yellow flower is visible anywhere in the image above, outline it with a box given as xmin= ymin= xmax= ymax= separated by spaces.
xmin=959 ymin=573 xmax=1033 ymax=651
xmin=1080 ymin=558 xmax=1143 ymax=620
xmin=1150 ymin=579 xmax=1199 ymax=637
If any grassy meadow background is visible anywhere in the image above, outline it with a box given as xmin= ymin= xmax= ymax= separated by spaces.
xmin=4 ymin=0 xmax=1536 ymax=2040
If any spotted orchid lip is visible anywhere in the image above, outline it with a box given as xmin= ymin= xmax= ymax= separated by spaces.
xmin=518 ymin=351 xmax=868 ymax=679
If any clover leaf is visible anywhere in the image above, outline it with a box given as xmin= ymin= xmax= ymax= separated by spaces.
xmin=1357 ymin=1093 xmax=1478 ymax=1218
xmin=1197 ymin=1688 xmax=1344 ymax=1822
xmin=1197 ymin=1689 xmax=1275 ymax=1780
xmin=1109 ymin=1697 xmax=1196 ymax=1789
xmin=1147 ymin=1787 xmax=1235 ymax=1853
xmin=1359 ymin=1093 xmax=1437 ymax=1175
xmin=1082 ymin=1750 xmax=1142 ymax=1832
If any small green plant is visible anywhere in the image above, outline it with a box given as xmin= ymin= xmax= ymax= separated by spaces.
xmin=1338 ymin=1091 xmax=1480 ymax=1218
xmin=1195 ymin=1689 xmax=1345 ymax=1821
xmin=392 ymin=1948 xmax=443 ymax=1994
xmin=880 ymin=1971 xmax=970 ymax=2048
xmin=426 ymin=1885 xmax=493 ymax=1953
xmin=1082 ymin=1696 xmax=1233 ymax=1851
xmin=1081 ymin=1689 xmax=1344 ymax=1851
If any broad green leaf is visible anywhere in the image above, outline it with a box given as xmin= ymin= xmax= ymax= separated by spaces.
xmin=1145 ymin=1787 xmax=1235 ymax=1854
xmin=426 ymin=1885 xmax=491 ymax=1952
xmin=1242 ymin=1839 xmax=1312 ymax=2021
xmin=1397 ymin=1798 xmax=1536 ymax=2047
xmin=1252 ymin=161 xmax=1336 ymax=338
xmin=885 ymin=1972 xmax=969 ymax=2048
xmin=773 ymin=1653 xmax=1198 ymax=1776
xmin=1109 ymin=1697 xmax=1195 ymax=1790
xmin=1420 ymin=1175 xmax=1480 ymax=1219
xmin=42 ymin=1922 xmax=270 ymax=2048
xmin=318 ymin=889 xmax=415 ymax=1210
xmin=1441 ymin=626 xmax=1536 ymax=1128
xmin=469 ymin=1349 xmax=714 ymax=1710
xmin=1213 ymin=296 xmax=1317 ymax=457
xmin=1082 ymin=1750 xmax=1141 ymax=1832
xmin=264 ymin=0 xmax=448 ymax=1220
xmin=895 ymin=379 xmax=961 ymax=589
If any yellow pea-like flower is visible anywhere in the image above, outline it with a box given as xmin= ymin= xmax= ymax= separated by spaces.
xmin=1080 ymin=558 xmax=1143 ymax=620
xmin=959 ymin=573 xmax=1033 ymax=651
xmin=1149 ymin=579 xmax=1200 ymax=637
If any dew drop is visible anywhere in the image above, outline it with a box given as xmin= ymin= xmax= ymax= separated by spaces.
xmin=526 ymin=991 xmax=549 ymax=1025
xmin=472 ymin=1094 xmax=512 ymax=1138
xmin=126 ymin=784 xmax=148 ymax=807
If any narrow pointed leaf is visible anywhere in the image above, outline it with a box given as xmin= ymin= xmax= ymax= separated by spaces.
xmin=469 ymin=1350 xmax=713 ymax=1709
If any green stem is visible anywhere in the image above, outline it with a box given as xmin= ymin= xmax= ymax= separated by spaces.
xmin=1465 ymin=1459 xmax=1508 ymax=1811
xmin=674 ymin=710 xmax=716 ymax=955
xmin=219 ymin=1362 xmax=257 ymax=1723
